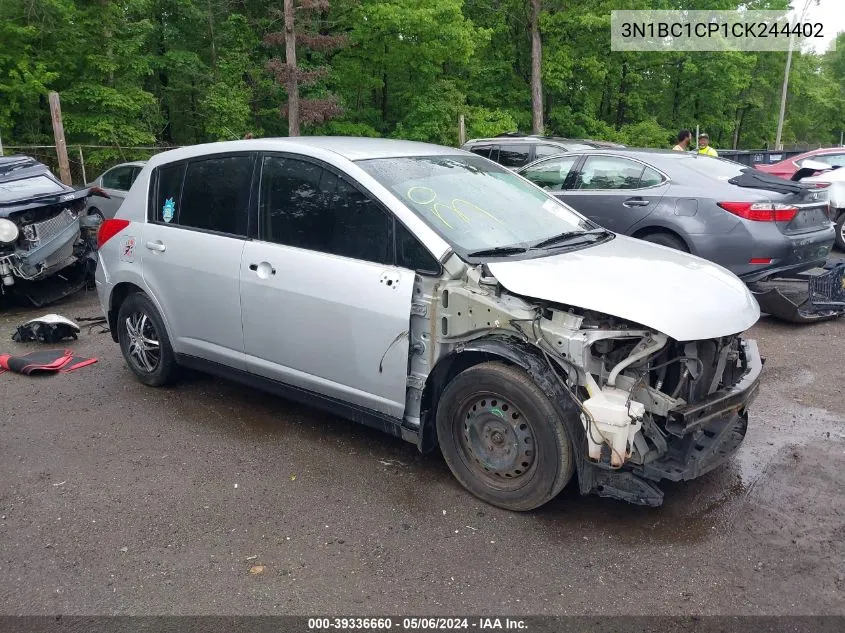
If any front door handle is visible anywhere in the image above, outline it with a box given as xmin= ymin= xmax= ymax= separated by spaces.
xmin=623 ymin=197 xmax=650 ymax=207
xmin=249 ymin=262 xmax=276 ymax=277
xmin=145 ymin=240 xmax=166 ymax=252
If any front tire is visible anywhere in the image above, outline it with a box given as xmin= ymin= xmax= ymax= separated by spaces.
xmin=116 ymin=292 xmax=177 ymax=387
xmin=435 ymin=362 xmax=574 ymax=511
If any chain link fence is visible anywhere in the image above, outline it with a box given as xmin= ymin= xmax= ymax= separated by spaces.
xmin=1 ymin=145 xmax=182 ymax=186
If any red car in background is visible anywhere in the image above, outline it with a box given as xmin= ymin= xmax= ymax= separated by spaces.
xmin=755 ymin=147 xmax=845 ymax=179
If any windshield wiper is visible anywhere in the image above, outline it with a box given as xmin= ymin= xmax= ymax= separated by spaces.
xmin=466 ymin=245 xmax=528 ymax=258
xmin=531 ymin=228 xmax=612 ymax=250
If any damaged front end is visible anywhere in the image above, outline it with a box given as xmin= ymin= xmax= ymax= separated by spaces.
xmin=410 ymin=261 xmax=763 ymax=507
xmin=0 ymin=156 xmax=104 ymax=306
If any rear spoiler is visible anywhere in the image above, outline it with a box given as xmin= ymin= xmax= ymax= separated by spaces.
xmin=728 ymin=168 xmax=813 ymax=195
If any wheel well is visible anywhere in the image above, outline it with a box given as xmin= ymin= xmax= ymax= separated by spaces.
xmin=418 ymin=351 xmax=516 ymax=453
xmin=631 ymin=226 xmax=689 ymax=249
xmin=108 ymin=282 xmax=144 ymax=342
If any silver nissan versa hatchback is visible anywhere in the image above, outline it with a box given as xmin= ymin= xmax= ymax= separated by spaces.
xmin=96 ymin=137 xmax=763 ymax=510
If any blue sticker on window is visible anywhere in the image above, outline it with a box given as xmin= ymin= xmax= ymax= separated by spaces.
xmin=162 ymin=197 xmax=175 ymax=223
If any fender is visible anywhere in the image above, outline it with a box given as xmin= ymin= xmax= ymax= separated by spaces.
xmin=418 ymin=335 xmax=590 ymax=484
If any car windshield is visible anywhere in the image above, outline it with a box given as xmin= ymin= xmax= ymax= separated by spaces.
xmin=0 ymin=175 xmax=65 ymax=202
xmin=357 ymin=155 xmax=594 ymax=254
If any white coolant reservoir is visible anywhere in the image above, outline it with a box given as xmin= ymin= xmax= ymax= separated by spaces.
xmin=580 ymin=373 xmax=644 ymax=467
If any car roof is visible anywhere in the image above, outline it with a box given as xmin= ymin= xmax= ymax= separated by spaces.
xmin=466 ymin=135 xmax=584 ymax=145
xmin=146 ymin=137 xmax=467 ymax=167
xmin=0 ymin=155 xmax=66 ymax=186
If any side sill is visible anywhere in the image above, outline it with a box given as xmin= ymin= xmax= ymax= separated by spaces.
xmin=175 ymin=354 xmax=418 ymax=445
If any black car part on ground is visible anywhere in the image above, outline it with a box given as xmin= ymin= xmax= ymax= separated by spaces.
xmin=12 ymin=314 xmax=81 ymax=343
xmin=749 ymin=262 xmax=845 ymax=323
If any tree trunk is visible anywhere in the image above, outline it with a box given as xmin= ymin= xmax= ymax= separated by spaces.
xmin=284 ymin=0 xmax=300 ymax=137
xmin=207 ymin=0 xmax=217 ymax=77
xmin=615 ymin=61 xmax=628 ymax=128
xmin=529 ymin=0 xmax=543 ymax=135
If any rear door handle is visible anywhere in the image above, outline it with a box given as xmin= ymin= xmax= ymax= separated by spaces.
xmin=249 ymin=262 xmax=276 ymax=276
xmin=145 ymin=240 xmax=166 ymax=252
xmin=623 ymin=197 xmax=650 ymax=207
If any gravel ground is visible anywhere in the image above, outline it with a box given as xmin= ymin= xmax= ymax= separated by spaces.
xmin=0 ymin=286 xmax=843 ymax=616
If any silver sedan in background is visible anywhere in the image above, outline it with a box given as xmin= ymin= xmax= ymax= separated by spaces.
xmin=85 ymin=161 xmax=146 ymax=220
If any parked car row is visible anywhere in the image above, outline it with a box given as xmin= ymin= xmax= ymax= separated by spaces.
xmin=95 ymin=137 xmax=763 ymax=511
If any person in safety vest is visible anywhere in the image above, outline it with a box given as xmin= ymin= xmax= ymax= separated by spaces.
xmin=698 ymin=132 xmax=718 ymax=157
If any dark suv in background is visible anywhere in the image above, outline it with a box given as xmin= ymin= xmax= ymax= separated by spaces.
xmin=461 ymin=133 xmax=625 ymax=169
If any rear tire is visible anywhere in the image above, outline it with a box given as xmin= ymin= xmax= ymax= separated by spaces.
xmin=639 ymin=231 xmax=688 ymax=252
xmin=835 ymin=212 xmax=845 ymax=251
xmin=116 ymin=292 xmax=177 ymax=387
xmin=435 ymin=362 xmax=574 ymax=511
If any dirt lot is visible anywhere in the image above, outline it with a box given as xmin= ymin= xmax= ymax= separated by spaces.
xmin=0 ymin=288 xmax=843 ymax=616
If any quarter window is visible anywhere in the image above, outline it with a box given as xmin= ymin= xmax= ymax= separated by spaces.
xmin=638 ymin=166 xmax=665 ymax=188
xmin=152 ymin=163 xmax=185 ymax=223
xmin=259 ymin=156 xmax=393 ymax=265
xmin=575 ymin=156 xmax=645 ymax=190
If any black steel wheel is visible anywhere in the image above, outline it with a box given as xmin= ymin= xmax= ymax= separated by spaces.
xmin=436 ymin=362 xmax=574 ymax=511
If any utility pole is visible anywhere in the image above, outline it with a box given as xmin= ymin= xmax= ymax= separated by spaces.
xmin=48 ymin=92 xmax=72 ymax=185
xmin=775 ymin=0 xmax=815 ymax=150
xmin=458 ymin=114 xmax=466 ymax=146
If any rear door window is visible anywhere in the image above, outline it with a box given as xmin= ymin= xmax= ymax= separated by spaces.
xmin=497 ymin=145 xmax=531 ymax=168
xmin=574 ymin=156 xmax=645 ymax=190
xmin=178 ymin=155 xmax=254 ymax=235
xmin=534 ymin=144 xmax=567 ymax=159
xmin=521 ymin=156 xmax=578 ymax=191
xmin=468 ymin=145 xmax=493 ymax=159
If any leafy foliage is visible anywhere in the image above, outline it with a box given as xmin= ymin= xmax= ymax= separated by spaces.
xmin=0 ymin=0 xmax=843 ymax=153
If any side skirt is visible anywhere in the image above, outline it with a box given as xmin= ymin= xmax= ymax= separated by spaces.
xmin=175 ymin=354 xmax=418 ymax=445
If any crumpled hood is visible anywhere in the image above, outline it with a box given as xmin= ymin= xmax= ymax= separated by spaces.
xmin=488 ymin=235 xmax=760 ymax=341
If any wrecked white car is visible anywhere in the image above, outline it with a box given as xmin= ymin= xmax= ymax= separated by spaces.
xmin=95 ymin=138 xmax=762 ymax=509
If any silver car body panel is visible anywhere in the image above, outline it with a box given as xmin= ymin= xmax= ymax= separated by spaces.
xmin=488 ymin=234 xmax=760 ymax=341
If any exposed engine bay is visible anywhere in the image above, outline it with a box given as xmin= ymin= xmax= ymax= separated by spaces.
xmin=0 ymin=156 xmax=104 ymax=307
xmin=405 ymin=260 xmax=762 ymax=506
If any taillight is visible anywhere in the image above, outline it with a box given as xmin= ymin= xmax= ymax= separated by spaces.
xmin=717 ymin=201 xmax=798 ymax=222
xmin=97 ymin=218 xmax=130 ymax=249
xmin=812 ymin=182 xmax=830 ymax=188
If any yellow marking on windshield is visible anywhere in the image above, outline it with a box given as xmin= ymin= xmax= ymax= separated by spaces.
xmin=407 ymin=186 xmax=437 ymax=205
xmin=430 ymin=202 xmax=454 ymax=228
xmin=453 ymin=198 xmax=504 ymax=225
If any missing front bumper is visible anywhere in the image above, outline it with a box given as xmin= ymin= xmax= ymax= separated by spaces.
xmin=580 ymin=339 xmax=762 ymax=507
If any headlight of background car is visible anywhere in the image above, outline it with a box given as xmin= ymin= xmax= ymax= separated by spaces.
xmin=0 ymin=219 xmax=20 ymax=244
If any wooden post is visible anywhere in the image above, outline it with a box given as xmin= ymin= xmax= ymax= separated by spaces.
xmin=48 ymin=92 xmax=72 ymax=185
xmin=0 ymin=131 xmax=4 ymax=156
xmin=78 ymin=146 xmax=87 ymax=184
xmin=458 ymin=114 xmax=466 ymax=146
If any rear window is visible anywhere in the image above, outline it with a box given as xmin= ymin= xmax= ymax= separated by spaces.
xmin=684 ymin=157 xmax=745 ymax=181
xmin=0 ymin=175 xmax=64 ymax=202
